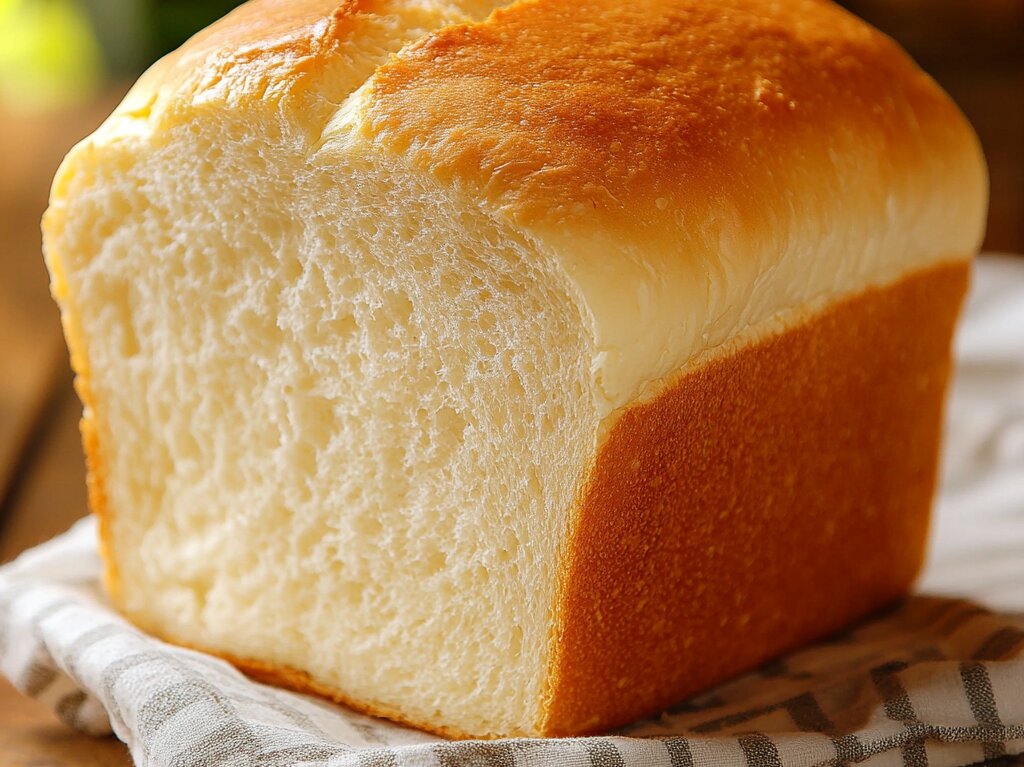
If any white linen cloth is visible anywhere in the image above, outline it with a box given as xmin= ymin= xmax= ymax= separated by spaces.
xmin=1 ymin=255 xmax=1022 ymax=767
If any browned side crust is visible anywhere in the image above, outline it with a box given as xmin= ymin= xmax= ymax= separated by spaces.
xmin=78 ymin=382 xmax=118 ymax=603
xmin=541 ymin=260 xmax=969 ymax=736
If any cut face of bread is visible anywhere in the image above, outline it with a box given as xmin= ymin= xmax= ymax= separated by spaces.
xmin=53 ymin=119 xmax=597 ymax=737
xmin=44 ymin=0 xmax=986 ymax=739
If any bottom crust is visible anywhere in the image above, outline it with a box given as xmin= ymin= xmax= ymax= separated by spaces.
xmin=96 ymin=260 xmax=968 ymax=740
xmin=542 ymin=260 xmax=969 ymax=735
xmin=201 ymin=646 xmax=488 ymax=741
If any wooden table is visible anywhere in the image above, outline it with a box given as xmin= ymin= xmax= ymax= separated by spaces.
xmin=0 ymin=49 xmax=1021 ymax=764
xmin=0 ymin=95 xmax=134 ymax=766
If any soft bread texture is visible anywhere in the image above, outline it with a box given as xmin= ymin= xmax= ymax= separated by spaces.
xmin=44 ymin=0 xmax=986 ymax=739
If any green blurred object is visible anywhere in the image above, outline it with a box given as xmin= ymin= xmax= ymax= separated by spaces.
xmin=0 ymin=0 xmax=104 ymax=112
xmin=0 ymin=0 xmax=247 ymax=112
xmin=76 ymin=0 xmax=245 ymax=75
xmin=78 ymin=0 xmax=149 ymax=76
xmin=149 ymin=0 xmax=245 ymax=59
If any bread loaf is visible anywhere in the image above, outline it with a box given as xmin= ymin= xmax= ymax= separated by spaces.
xmin=43 ymin=0 xmax=987 ymax=739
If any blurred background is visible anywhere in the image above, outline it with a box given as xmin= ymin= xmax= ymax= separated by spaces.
xmin=0 ymin=0 xmax=1022 ymax=556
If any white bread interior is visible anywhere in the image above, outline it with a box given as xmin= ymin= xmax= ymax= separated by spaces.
xmin=43 ymin=0 xmax=987 ymax=738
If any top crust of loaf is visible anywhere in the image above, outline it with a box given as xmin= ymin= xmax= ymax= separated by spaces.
xmin=55 ymin=0 xmax=986 ymax=413
xmin=366 ymin=0 xmax=976 ymax=231
xmin=83 ymin=0 xmax=483 ymax=136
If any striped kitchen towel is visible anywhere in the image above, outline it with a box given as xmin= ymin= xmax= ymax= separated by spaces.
xmin=0 ymin=517 xmax=1021 ymax=767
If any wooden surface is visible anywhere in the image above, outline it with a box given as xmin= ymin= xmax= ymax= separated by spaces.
xmin=0 ymin=25 xmax=1021 ymax=765
xmin=0 ymin=388 xmax=131 ymax=764
xmin=0 ymin=94 xmax=133 ymax=766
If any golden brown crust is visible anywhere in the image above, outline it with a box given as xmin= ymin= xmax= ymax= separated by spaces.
xmin=117 ymin=0 xmax=370 ymax=116
xmin=80 ymin=406 xmax=119 ymax=601
xmin=540 ymin=260 xmax=969 ymax=736
xmin=105 ymin=0 xmax=490 ymax=132
xmin=366 ymin=0 xmax=979 ymax=232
